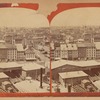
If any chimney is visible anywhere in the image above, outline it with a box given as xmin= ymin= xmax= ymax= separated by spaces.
xmin=40 ymin=68 xmax=43 ymax=88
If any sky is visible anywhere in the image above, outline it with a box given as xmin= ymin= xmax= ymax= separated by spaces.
xmin=0 ymin=8 xmax=49 ymax=28
xmin=50 ymin=7 xmax=100 ymax=27
xmin=1 ymin=0 xmax=100 ymax=16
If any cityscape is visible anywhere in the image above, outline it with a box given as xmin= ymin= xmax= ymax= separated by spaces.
xmin=50 ymin=26 xmax=100 ymax=93
xmin=0 ymin=27 xmax=50 ymax=93
xmin=1 ymin=26 xmax=100 ymax=93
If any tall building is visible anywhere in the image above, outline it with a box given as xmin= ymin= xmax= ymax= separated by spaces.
xmin=6 ymin=44 xmax=17 ymax=61
xmin=85 ymin=43 xmax=96 ymax=60
xmin=54 ymin=42 xmax=61 ymax=60
xmin=77 ymin=43 xmax=87 ymax=60
xmin=60 ymin=42 xmax=68 ymax=59
xmin=67 ymin=44 xmax=78 ymax=60
xmin=77 ymin=43 xmax=96 ymax=60
xmin=16 ymin=44 xmax=25 ymax=61
xmin=0 ymin=43 xmax=8 ymax=61
xmin=94 ymin=42 xmax=100 ymax=59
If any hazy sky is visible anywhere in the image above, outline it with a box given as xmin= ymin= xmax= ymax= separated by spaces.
xmin=0 ymin=8 xmax=49 ymax=28
xmin=1 ymin=0 xmax=100 ymax=16
xmin=50 ymin=7 xmax=100 ymax=26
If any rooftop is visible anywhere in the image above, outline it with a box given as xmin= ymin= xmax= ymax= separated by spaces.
xmin=60 ymin=43 xmax=78 ymax=50
xmin=0 ymin=62 xmax=22 ymax=69
xmin=0 ymin=72 xmax=9 ymax=79
xmin=15 ymin=44 xmax=24 ymax=51
xmin=59 ymin=71 xmax=88 ymax=79
xmin=13 ymin=80 xmax=49 ymax=93
xmin=77 ymin=43 xmax=95 ymax=48
xmin=22 ymin=62 xmax=45 ymax=71
xmin=51 ymin=59 xmax=100 ymax=69
xmin=25 ymin=47 xmax=35 ymax=54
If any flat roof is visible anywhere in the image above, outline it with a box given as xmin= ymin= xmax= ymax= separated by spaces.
xmin=59 ymin=71 xmax=88 ymax=79
xmin=22 ymin=62 xmax=45 ymax=71
xmin=0 ymin=62 xmax=22 ymax=69
xmin=0 ymin=72 xmax=9 ymax=79
xmin=14 ymin=80 xmax=49 ymax=93
xmin=51 ymin=60 xmax=100 ymax=69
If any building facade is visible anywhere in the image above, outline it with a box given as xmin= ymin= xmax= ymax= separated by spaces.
xmin=25 ymin=47 xmax=36 ymax=61
xmin=6 ymin=44 xmax=17 ymax=61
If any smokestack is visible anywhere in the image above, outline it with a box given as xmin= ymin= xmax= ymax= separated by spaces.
xmin=40 ymin=68 xmax=43 ymax=88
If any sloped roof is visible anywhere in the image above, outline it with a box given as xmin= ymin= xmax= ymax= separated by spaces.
xmin=25 ymin=47 xmax=34 ymax=54
xmin=51 ymin=59 xmax=100 ymax=69
xmin=22 ymin=62 xmax=44 ymax=71
xmin=0 ymin=62 xmax=22 ymax=69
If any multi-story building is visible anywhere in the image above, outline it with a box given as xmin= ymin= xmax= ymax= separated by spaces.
xmin=54 ymin=42 xmax=61 ymax=60
xmin=0 ymin=43 xmax=8 ymax=61
xmin=60 ymin=42 xmax=68 ymax=59
xmin=25 ymin=47 xmax=36 ymax=61
xmin=50 ymin=41 xmax=55 ymax=60
xmin=85 ymin=43 xmax=96 ymax=60
xmin=77 ymin=43 xmax=87 ymax=60
xmin=67 ymin=44 xmax=78 ymax=60
xmin=16 ymin=44 xmax=25 ymax=61
xmin=6 ymin=44 xmax=17 ymax=61
xmin=94 ymin=42 xmax=100 ymax=59
xmin=77 ymin=43 xmax=96 ymax=60
xmin=54 ymin=47 xmax=61 ymax=60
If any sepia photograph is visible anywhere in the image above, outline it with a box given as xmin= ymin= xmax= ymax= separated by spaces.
xmin=0 ymin=6 xmax=51 ymax=93
xmin=0 ymin=0 xmax=100 ymax=97
xmin=50 ymin=7 xmax=100 ymax=93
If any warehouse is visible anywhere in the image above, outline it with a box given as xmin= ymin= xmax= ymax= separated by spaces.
xmin=59 ymin=71 xmax=88 ymax=87
xmin=51 ymin=60 xmax=100 ymax=81
xmin=0 ymin=62 xmax=22 ymax=78
xmin=21 ymin=62 xmax=45 ymax=79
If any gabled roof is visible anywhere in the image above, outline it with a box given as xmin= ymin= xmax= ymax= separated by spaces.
xmin=25 ymin=47 xmax=34 ymax=54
